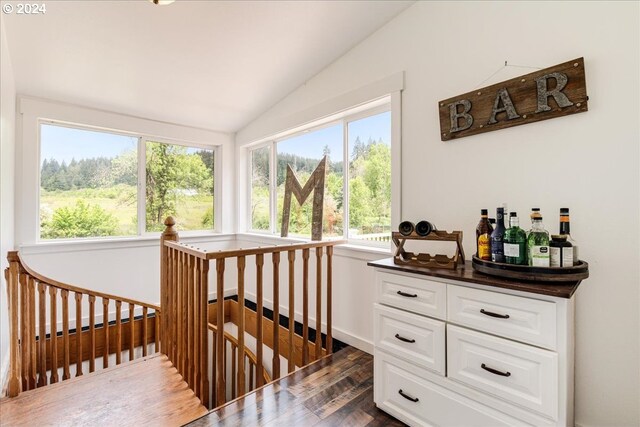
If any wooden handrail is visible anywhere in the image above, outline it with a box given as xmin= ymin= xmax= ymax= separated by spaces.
xmin=5 ymin=251 xmax=161 ymax=398
xmin=14 ymin=252 xmax=160 ymax=311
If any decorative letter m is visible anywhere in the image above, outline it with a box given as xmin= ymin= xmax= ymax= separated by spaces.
xmin=281 ymin=156 xmax=327 ymax=241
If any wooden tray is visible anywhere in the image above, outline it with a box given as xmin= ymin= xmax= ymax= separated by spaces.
xmin=471 ymin=255 xmax=589 ymax=282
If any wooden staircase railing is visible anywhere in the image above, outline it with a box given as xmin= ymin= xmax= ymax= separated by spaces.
xmin=208 ymin=323 xmax=271 ymax=401
xmin=160 ymin=217 xmax=343 ymax=410
xmin=4 ymin=252 xmax=161 ymax=398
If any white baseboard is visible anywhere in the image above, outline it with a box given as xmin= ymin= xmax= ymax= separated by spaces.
xmin=331 ymin=327 xmax=373 ymax=354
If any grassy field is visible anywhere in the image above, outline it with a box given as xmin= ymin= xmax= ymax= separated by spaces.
xmin=40 ymin=185 xmax=214 ymax=237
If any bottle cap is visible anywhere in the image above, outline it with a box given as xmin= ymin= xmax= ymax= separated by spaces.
xmin=481 ymin=209 xmax=488 ymax=215
xmin=497 ymin=207 xmax=504 ymax=213
xmin=510 ymin=212 xmax=517 ymax=217
xmin=560 ymin=208 xmax=569 ymax=213
xmin=532 ymin=208 xmax=540 ymax=211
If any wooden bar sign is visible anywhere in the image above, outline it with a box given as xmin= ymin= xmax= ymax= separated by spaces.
xmin=439 ymin=57 xmax=588 ymax=141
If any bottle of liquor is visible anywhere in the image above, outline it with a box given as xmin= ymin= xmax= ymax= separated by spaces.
xmin=476 ymin=209 xmax=493 ymax=260
xmin=490 ymin=207 xmax=506 ymax=263
xmin=559 ymin=208 xmax=578 ymax=264
xmin=527 ymin=216 xmax=550 ymax=267
xmin=503 ymin=212 xmax=527 ymax=265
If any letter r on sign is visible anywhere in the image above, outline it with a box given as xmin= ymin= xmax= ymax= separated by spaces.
xmin=535 ymin=72 xmax=574 ymax=113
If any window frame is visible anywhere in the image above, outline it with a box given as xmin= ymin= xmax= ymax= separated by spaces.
xmin=37 ymin=119 xmax=220 ymax=242
xmin=245 ymin=101 xmax=393 ymax=246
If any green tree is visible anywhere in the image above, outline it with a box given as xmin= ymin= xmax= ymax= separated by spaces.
xmin=41 ymin=200 xmax=119 ymax=239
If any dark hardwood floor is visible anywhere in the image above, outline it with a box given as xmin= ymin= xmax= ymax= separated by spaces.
xmin=188 ymin=346 xmax=406 ymax=427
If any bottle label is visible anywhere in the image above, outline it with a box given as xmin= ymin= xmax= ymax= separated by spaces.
xmin=550 ymin=247 xmax=561 ymax=267
xmin=531 ymin=245 xmax=550 ymax=267
xmin=503 ymin=243 xmax=520 ymax=257
xmin=563 ymin=247 xmax=574 ymax=267
xmin=491 ymin=236 xmax=504 ymax=262
xmin=572 ymin=245 xmax=579 ymax=263
xmin=478 ymin=234 xmax=491 ymax=260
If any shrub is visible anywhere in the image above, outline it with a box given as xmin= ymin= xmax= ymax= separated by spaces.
xmin=41 ymin=200 xmax=119 ymax=239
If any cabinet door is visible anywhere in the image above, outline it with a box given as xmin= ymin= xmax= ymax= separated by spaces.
xmin=447 ymin=285 xmax=557 ymax=350
xmin=375 ymin=350 xmax=536 ymax=427
xmin=374 ymin=303 xmax=445 ymax=375
xmin=447 ymin=325 xmax=558 ymax=420
xmin=376 ymin=271 xmax=446 ymax=319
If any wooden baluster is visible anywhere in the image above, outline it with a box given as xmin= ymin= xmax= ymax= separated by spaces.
xmin=142 ymin=307 xmax=148 ymax=357
xmin=155 ymin=310 xmax=160 ymax=354
xmin=272 ymin=252 xmax=281 ymax=380
xmin=171 ymin=247 xmax=178 ymax=362
xmin=166 ymin=248 xmax=173 ymax=360
xmin=160 ymin=216 xmax=178 ymax=355
xmin=216 ymin=258 xmax=226 ymax=407
xmin=186 ymin=254 xmax=194 ymax=388
xmin=7 ymin=253 xmax=21 ymax=397
xmin=49 ymin=287 xmax=58 ymax=384
xmin=115 ymin=301 xmax=122 ymax=365
xmin=129 ymin=303 xmax=135 ymax=361
xmin=211 ymin=328 xmax=216 ymax=409
xmin=182 ymin=250 xmax=188 ymax=377
xmin=249 ymin=363 xmax=254 ymax=391
xmin=231 ymin=345 xmax=237 ymax=399
xmin=236 ymin=255 xmax=246 ymax=396
xmin=20 ymin=268 xmax=28 ymax=390
xmin=75 ymin=292 xmax=83 ymax=377
xmin=89 ymin=295 xmax=96 ymax=373
xmin=315 ymin=247 xmax=323 ymax=361
xmin=102 ymin=298 xmax=109 ymax=369
xmin=287 ymin=250 xmax=295 ymax=373
xmin=37 ymin=282 xmax=47 ymax=387
xmin=200 ymin=258 xmax=209 ymax=408
xmin=256 ymin=254 xmax=264 ymax=387
xmin=61 ymin=290 xmax=70 ymax=380
xmin=177 ymin=251 xmax=183 ymax=375
xmin=192 ymin=255 xmax=200 ymax=400
xmin=302 ymin=248 xmax=309 ymax=366
xmin=27 ymin=277 xmax=37 ymax=389
xmin=326 ymin=245 xmax=333 ymax=355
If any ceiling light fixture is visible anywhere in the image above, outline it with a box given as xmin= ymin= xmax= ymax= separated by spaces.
xmin=149 ymin=0 xmax=175 ymax=5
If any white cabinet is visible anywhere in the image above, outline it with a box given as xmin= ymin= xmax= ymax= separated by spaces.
xmin=370 ymin=261 xmax=578 ymax=427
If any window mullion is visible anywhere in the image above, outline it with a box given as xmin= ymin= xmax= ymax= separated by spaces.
xmin=342 ymin=121 xmax=350 ymax=241
xmin=270 ymin=142 xmax=277 ymax=235
xmin=138 ymin=137 xmax=147 ymax=236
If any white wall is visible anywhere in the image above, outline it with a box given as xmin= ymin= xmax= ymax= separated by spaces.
xmin=0 ymin=14 xmax=17 ymax=387
xmin=237 ymin=2 xmax=640 ymax=426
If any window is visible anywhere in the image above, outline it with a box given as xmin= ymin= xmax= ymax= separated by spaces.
xmin=248 ymin=105 xmax=392 ymax=244
xmin=39 ymin=123 xmax=216 ymax=240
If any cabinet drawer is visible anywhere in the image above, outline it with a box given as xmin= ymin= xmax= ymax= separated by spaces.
xmin=447 ymin=285 xmax=557 ymax=349
xmin=375 ymin=271 xmax=446 ymax=319
xmin=374 ymin=350 xmax=533 ymax=427
xmin=447 ymin=325 xmax=558 ymax=420
xmin=374 ymin=303 xmax=445 ymax=375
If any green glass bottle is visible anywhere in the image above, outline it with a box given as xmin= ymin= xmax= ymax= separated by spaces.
xmin=503 ymin=212 xmax=527 ymax=265
xmin=527 ymin=216 xmax=550 ymax=267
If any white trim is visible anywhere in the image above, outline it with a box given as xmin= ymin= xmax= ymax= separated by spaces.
xmin=236 ymin=71 xmax=405 ymax=145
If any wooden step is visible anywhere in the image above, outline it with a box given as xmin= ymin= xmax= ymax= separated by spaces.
xmin=0 ymin=353 xmax=208 ymax=426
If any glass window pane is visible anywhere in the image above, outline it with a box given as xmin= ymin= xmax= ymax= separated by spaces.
xmin=145 ymin=141 xmax=214 ymax=232
xmin=276 ymin=124 xmax=343 ymax=238
xmin=39 ymin=124 xmax=138 ymax=239
xmin=251 ymin=146 xmax=271 ymax=231
xmin=348 ymin=111 xmax=391 ymax=243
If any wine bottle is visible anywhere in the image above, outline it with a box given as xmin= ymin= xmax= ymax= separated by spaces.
xmin=559 ymin=208 xmax=578 ymax=264
xmin=398 ymin=221 xmax=414 ymax=236
xmin=415 ymin=220 xmax=434 ymax=236
xmin=490 ymin=208 xmax=506 ymax=263
xmin=476 ymin=209 xmax=493 ymax=260
xmin=503 ymin=212 xmax=527 ymax=265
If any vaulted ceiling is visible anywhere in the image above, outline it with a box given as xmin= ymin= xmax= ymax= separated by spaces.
xmin=3 ymin=0 xmax=413 ymax=133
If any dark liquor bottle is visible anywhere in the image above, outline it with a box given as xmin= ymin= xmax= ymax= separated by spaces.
xmin=415 ymin=220 xmax=434 ymax=236
xmin=490 ymin=207 xmax=506 ymax=263
xmin=503 ymin=212 xmax=527 ymax=265
xmin=476 ymin=209 xmax=493 ymax=260
xmin=398 ymin=221 xmax=414 ymax=236
xmin=559 ymin=208 xmax=578 ymax=264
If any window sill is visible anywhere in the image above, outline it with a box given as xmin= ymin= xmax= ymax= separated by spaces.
xmin=236 ymin=232 xmax=391 ymax=261
xmin=20 ymin=232 xmax=237 ymax=255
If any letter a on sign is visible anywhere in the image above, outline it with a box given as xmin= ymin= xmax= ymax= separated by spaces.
xmin=281 ymin=156 xmax=327 ymax=241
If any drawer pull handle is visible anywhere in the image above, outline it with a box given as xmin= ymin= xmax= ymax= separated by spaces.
xmin=398 ymin=389 xmax=419 ymax=402
xmin=480 ymin=309 xmax=510 ymax=319
xmin=395 ymin=334 xmax=416 ymax=343
xmin=481 ymin=363 xmax=511 ymax=377
xmin=397 ymin=290 xmax=418 ymax=298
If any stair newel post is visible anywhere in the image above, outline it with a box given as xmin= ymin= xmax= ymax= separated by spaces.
xmin=7 ymin=251 xmax=22 ymax=397
xmin=160 ymin=216 xmax=179 ymax=355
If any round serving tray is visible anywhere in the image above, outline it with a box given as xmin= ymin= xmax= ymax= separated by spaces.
xmin=472 ymin=255 xmax=589 ymax=282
